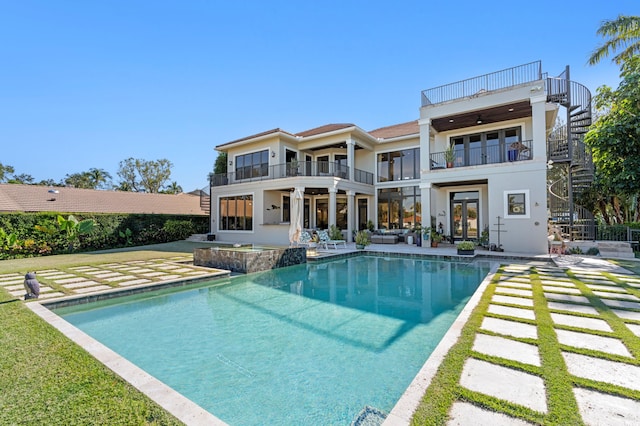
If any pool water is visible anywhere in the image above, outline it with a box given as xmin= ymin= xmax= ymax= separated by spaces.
xmin=56 ymin=255 xmax=490 ymax=425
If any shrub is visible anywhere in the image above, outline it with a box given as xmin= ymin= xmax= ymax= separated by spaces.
xmin=457 ymin=240 xmax=475 ymax=250
xmin=586 ymin=247 xmax=600 ymax=256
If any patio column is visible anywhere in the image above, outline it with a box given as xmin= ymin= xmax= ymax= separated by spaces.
xmin=419 ymin=182 xmax=432 ymax=230
xmin=328 ymin=187 xmax=337 ymax=228
xmin=347 ymin=190 xmax=355 ymax=241
xmin=346 ymin=138 xmax=355 ymax=181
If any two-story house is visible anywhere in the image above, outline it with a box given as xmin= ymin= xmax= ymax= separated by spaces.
xmin=208 ymin=61 xmax=592 ymax=254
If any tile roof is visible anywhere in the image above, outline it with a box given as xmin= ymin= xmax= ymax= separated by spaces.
xmin=0 ymin=184 xmax=207 ymax=215
xmin=369 ymin=120 xmax=419 ymax=139
xmin=219 ymin=128 xmax=296 ymax=147
xmin=295 ymin=123 xmax=356 ymax=137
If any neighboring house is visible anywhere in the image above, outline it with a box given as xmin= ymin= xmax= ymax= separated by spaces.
xmin=0 ymin=184 xmax=208 ymax=215
xmin=208 ymin=61 xmax=592 ymax=254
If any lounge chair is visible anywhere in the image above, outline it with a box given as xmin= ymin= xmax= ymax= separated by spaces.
xmin=318 ymin=229 xmax=347 ymax=249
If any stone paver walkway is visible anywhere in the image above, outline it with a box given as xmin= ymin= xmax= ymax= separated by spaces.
xmin=443 ymin=259 xmax=640 ymax=425
xmin=0 ymin=256 xmax=228 ymax=300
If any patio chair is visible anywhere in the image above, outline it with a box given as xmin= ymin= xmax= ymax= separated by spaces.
xmin=298 ymin=230 xmax=312 ymax=247
xmin=318 ymin=229 xmax=347 ymax=249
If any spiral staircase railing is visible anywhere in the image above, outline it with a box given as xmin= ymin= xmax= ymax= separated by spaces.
xmin=546 ymin=67 xmax=595 ymax=240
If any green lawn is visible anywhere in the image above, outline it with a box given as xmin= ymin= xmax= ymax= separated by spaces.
xmin=0 ymin=242 xmax=210 ymax=425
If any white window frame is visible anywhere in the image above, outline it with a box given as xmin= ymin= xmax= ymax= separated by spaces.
xmin=503 ymin=189 xmax=530 ymax=219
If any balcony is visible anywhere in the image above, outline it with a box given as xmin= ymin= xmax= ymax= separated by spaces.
xmin=429 ymin=140 xmax=533 ymax=170
xmin=210 ymin=161 xmax=374 ymax=187
xmin=421 ymin=61 xmax=544 ymax=106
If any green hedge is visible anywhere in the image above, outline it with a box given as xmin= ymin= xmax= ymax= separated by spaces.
xmin=0 ymin=213 xmax=208 ymax=260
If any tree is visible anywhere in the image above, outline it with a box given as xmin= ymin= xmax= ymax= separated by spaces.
xmin=589 ymin=15 xmax=640 ymax=65
xmin=213 ymin=152 xmax=228 ymax=174
xmin=162 ymin=181 xmax=183 ymax=194
xmin=8 ymin=173 xmax=34 ymax=184
xmin=65 ymin=172 xmax=93 ymax=189
xmin=65 ymin=168 xmax=112 ymax=189
xmin=117 ymin=158 xmax=173 ymax=193
xmin=0 ymin=163 xmax=15 ymax=183
xmin=584 ymin=56 xmax=640 ymax=222
xmin=87 ymin=168 xmax=112 ymax=189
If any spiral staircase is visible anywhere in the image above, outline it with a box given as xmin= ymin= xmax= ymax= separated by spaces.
xmin=546 ymin=66 xmax=595 ymax=240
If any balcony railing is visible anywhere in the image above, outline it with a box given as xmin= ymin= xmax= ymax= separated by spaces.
xmin=209 ymin=161 xmax=374 ymax=187
xmin=421 ymin=61 xmax=544 ymax=106
xmin=429 ymin=140 xmax=533 ymax=170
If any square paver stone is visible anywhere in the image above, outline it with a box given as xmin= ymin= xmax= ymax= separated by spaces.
xmin=73 ymin=285 xmax=112 ymax=293
xmin=491 ymin=294 xmax=534 ymax=307
xmin=495 ymin=287 xmax=533 ymax=297
xmin=447 ymin=401 xmax=533 ymax=426
xmin=544 ymin=293 xmax=590 ymax=304
xmin=481 ymin=317 xmax=537 ymax=339
xmin=562 ymin=351 xmax=640 ymax=392
xmin=118 ymin=279 xmax=152 ymax=286
xmin=585 ymin=284 xmax=627 ymax=293
xmin=539 ymin=279 xmax=576 ymax=288
xmin=547 ymin=301 xmax=599 ymax=315
xmin=487 ymin=304 xmax=536 ymax=320
xmin=600 ymin=299 xmax=640 ymax=310
xmin=555 ymin=329 xmax=631 ymax=357
xmin=594 ymin=291 xmax=640 ymax=302
xmin=459 ymin=359 xmax=547 ymax=413
xmin=542 ymin=286 xmax=582 ymax=294
xmin=473 ymin=334 xmax=540 ymax=366
xmin=626 ymin=323 xmax=640 ymax=338
xmin=573 ymin=387 xmax=640 ymax=426
xmin=550 ymin=312 xmax=612 ymax=332
xmin=611 ymin=309 xmax=640 ymax=321
xmin=63 ymin=281 xmax=100 ymax=289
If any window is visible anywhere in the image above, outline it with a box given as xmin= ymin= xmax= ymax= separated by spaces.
xmin=316 ymin=155 xmax=330 ymax=174
xmin=219 ymin=195 xmax=253 ymax=230
xmin=316 ymin=199 xmax=328 ymax=229
xmin=377 ymin=148 xmax=419 ymax=182
xmin=504 ymin=190 xmax=529 ymax=218
xmin=282 ymin=195 xmax=290 ymax=222
xmin=235 ymin=150 xmax=269 ymax=179
xmin=449 ymin=127 xmax=521 ymax=166
xmin=377 ymin=186 xmax=421 ymax=229
xmin=336 ymin=198 xmax=347 ymax=229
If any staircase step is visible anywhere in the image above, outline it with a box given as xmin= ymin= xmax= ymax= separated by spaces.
xmin=597 ymin=241 xmax=636 ymax=259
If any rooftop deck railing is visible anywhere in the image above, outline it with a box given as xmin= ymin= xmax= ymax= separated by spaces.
xmin=421 ymin=61 xmax=544 ymax=106
xmin=209 ymin=161 xmax=374 ymax=187
xmin=429 ymin=140 xmax=533 ymax=169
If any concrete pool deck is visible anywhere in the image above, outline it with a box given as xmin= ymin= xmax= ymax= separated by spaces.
xmin=9 ymin=244 xmax=640 ymax=425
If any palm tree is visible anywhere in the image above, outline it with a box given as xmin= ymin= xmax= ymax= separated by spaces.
xmin=589 ymin=15 xmax=640 ymax=65
xmin=88 ymin=168 xmax=112 ymax=189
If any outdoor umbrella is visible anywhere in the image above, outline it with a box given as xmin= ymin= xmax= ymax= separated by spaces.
xmin=288 ymin=188 xmax=303 ymax=245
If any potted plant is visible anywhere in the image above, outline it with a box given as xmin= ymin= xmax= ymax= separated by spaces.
xmin=430 ymin=231 xmax=443 ymax=247
xmin=444 ymin=143 xmax=455 ymax=168
xmin=457 ymin=240 xmax=475 ymax=255
xmin=355 ymin=230 xmax=370 ymax=249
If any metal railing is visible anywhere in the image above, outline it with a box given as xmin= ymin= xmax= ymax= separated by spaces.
xmin=429 ymin=140 xmax=533 ymax=170
xmin=209 ymin=161 xmax=374 ymax=187
xmin=421 ymin=61 xmax=544 ymax=106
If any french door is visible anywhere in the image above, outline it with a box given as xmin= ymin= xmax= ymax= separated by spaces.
xmin=451 ymin=192 xmax=479 ymax=241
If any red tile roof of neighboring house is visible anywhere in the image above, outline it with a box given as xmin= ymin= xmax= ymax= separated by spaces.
xmin=295 ymin=123 xmax=356 ymax=137
xmin=369 ymin=120 xmax=419 ymax=139
xmin=0 ymin=184 xmax=207 ymax=215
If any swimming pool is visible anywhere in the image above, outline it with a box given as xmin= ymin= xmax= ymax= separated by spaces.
xmin=55 ymin=255 xmax=491 ymax=425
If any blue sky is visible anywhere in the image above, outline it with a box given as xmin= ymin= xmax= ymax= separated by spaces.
xmin=1 ymin=1 xmax=637 ymax=192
